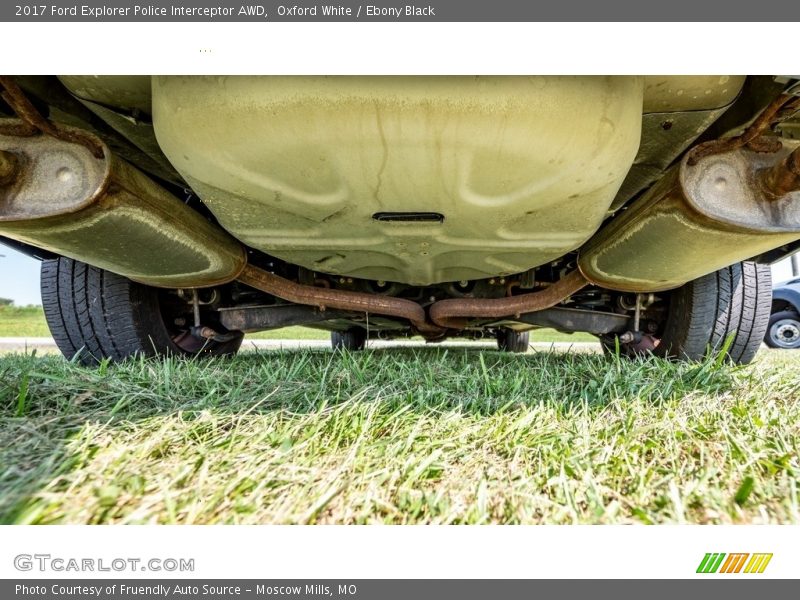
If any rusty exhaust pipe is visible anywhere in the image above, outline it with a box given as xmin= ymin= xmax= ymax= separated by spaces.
xmin=759 ymin=145 xmax=800 ymax=200
xmin=580 ymin=139 xmax=800 ymax=293
xmin=1 ymin=116 xmax=583 ymax=336
xmin=0 ymin=118 xmax=444 ymax=334
xmin=239 ymin=267 xmax=587 ymax=334
xmin=237 ymin=264 xmax=444 ymax=335
xmin=579 ymin=92 xmax=800 ymax=293
xmin=0 ymin=121 xmax=248 ymax=288
xmin=0 ymin=77 xmax=583 ymax=337
xmin=428 ymin=270 xmax=588 ymax=330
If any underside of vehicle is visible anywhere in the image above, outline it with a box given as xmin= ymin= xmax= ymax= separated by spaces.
xmin=1 ymin=75 xmax=799 ymax=364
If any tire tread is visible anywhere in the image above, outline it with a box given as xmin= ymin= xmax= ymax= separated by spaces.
xmin=658 ymin=261 xmax=770 ymax=365
xmin=40 ymin=257 xmax=241 ymax=364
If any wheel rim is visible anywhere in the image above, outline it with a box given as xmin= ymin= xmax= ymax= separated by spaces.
xmin=158 ymin=290 xmax=221 ymax=354
xmin=769 ymin=318 xmax=800 ymax=348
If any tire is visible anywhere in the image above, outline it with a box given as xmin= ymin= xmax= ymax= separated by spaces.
xmin=656 ymin=261 xmax=771 ymax=364
xmin=331 ymin=327 xmax=367 ymax=351
xmin=41 ymin=257 xmax=243 ymax=365
xmin=764 ymin=310 xmax=800 ymax=349
xmin=496 ymin=328 xmax=530 ymax=353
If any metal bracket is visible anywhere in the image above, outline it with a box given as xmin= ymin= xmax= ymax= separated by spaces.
xmin=775 ymin=76 xmax=800 ymax=96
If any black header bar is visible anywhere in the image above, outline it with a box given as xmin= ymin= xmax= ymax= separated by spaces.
xmin=4 ymin=0 xmax=800 ymax=22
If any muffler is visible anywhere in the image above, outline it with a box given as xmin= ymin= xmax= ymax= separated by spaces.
xmin=0 ymin=118 xmax=444 ymax=335
xmin=0 ymin=121 xmax=247 ymax=288
xmin=579 ymin=141 xmax=800 ymax=292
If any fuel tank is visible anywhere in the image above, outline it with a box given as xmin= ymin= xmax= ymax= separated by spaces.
xmin=152 ymin=76 xmax=644 ymax=285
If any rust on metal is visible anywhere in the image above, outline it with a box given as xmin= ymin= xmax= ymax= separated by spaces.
xmin=0 ymin=76 xmax=104 ymax=158
xmin=579 ymin=139 xmax=800 ymax=293
xmin=759 ymin=145 xmax=800 ymax=200
xmin=237 ymin=264 xmax=444 ymax=335
xmin=777 ymin=95 xmax=800 ymax=121
xmin=745 ymin=135 xmax=784 ymax=154
xmin=428 ymin=270 xmax=588 ymax=330
xmin=0 ymin=119 xmax=37 ymax=138
xmin=0 ymin=124 xmax=247 ymax=288
xmin=0 ymin=149 xmax=18 ymax=186
xmin=687 ymin=93 xmax=795 ymax=166
xmin=239 ymin=266 xmax=587 ymax=334
xmin=505 ymin=281 xmax=520 ymax=296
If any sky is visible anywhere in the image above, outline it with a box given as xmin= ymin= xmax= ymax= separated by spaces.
xmin=0 ymin=243 xmax=797 ymax=307
xmin=0 ymin=245 xmax=43 ymax=306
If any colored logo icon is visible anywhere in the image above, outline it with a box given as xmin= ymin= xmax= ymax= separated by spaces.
xmin=696 ymin=553 xmax=773 ymax=574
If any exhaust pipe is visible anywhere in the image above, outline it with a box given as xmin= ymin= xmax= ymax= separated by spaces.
xmin=0 ymin=120 xmax=590 ymax=335
xmin=237 ymin=264 xmax=444 ymax=335
xmin=579 ymin=141 xmax=800 ymax=292
xmin=0 ymin=121 xmax=247 ymax=288
xmin=580 ymin=93 xmax=800 ymax=292
xmin=237 ymin=266 xmax=587 ymax=335
xmin=0 ymin=72 xmax=589 ymax=336
xmin=0 ymin=119 xmax=449 ymax=334
xmin=429 ymin=270 xmax=587 ymax=330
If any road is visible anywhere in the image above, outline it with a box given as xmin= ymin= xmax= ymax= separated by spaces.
xmin=0 ymin=337 xmax=601 ymax=354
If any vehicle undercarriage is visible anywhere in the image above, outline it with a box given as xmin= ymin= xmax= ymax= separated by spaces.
xmin=1 ymin=75 xmax=799 ymax=364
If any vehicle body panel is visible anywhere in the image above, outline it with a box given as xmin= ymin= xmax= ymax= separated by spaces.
xmin=152 ymin=75 xmax=644 ymax=285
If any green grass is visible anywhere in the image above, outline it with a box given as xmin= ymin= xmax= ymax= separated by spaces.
xmin=0 ymin=306 xmax=52 ymax=337
xmin=0 ymin=305 xmax=596 ymax=343
xmin=247 ymin=326 xmax=334 ymax=340
xmin=0 ymin=346 xmax=798 ymax=524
